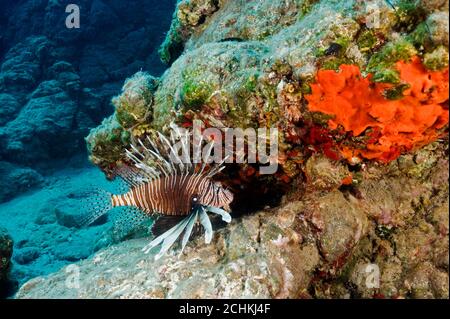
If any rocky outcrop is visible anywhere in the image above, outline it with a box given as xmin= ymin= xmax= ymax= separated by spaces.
xmin=87 ymin=0 xmax=449 ymax=190
xmin=16 ymin=205 xmax=319 ymax=298
xmin=0 ymin=0 xmax=176 ymax=202
xmin=0 ymin=227 xmax=13 ymax=297
xmin=0 ymin=161 xmax=43 ymax=203
xmin=16 ymin=144 xmax=449 ymax=299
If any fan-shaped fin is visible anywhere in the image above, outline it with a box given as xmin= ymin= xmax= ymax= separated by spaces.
xmin=111 ymin=206 xmax=152 ymax=240
xmin=78 ymin=187 xmax=113 ymax=227
xmin=113 ymin=164 xmax=151 ymax=187
xmin=199 ymin=207 xmax=213 ymax=244
xmin=142 ymin=215 xmax=191 ymax=257
xmin=180 ymin=212 xmax=198 ymax=254
xmin=150 ymin=215 xmax=184 ymax=237
xmin=205 ymin=206 xmax=232 ymax=223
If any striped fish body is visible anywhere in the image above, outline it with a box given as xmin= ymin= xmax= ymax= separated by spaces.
xmin=82 ymin=123 xmax=234 ymax=259
xmin=111 ymin=173 xmax=233 ymax=216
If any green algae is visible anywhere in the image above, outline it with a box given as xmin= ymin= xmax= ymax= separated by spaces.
xmin=393 ymin=0 xmax=427 ymax=32
xmin=159 ymin=0 xmax=220 ymax=64
xmin=407 ymin=21 xmax=434 ymax=50
xmin=423 ymin=45 xmax=449 ymax=70
xmin=372 ymin=69 xmax=401 ymax=84
xmin=321 ymin=56 xmax=353 ymax=71
xmin=334 ymin=36 xmax=352 ymax=50
xmin=297 ymin=0 xmax=319 ymax=20
xmin=112 ymin=72 xmax=158 ymax=129
xmin=115 ymin=101 xmax=144 ymax=129
xmin=244 ymin=72 xmax=259 ymax=92
xmin=257 ymin=80 xmax=278 ymax=112
xmin=86 ymin=116 xmax=127 ymax=173
xmin=383 ymin=83 xmax=411 ymax=100
xmin=357 ymin=29 xmax=380 ymax=53
xmin=181 ymin=67 xmax=215 ymax=109
xmin=159 ymin=30 xmax=184 ymax=65
xmin=270 ymin=59 xmax=293 ymax=76
xmin=367 ymin=38 xmax=417 ymax=83
xmin=306 ymin=111 xmax=336 ymax=126
xmin=315 ymin=34 xmax=356 ymax=71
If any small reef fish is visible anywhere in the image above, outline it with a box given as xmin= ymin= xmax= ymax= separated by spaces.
xmin=324 ymin=42 xmax=342 ymax=56
xmin=218 ymin=37 xmax=245 ymax=43
xmin=82 ymin=124 xmax=234 ymax=260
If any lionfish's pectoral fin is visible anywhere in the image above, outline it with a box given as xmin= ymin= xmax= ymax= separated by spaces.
xmin=142 ymin=206 xmax=232 ymax=260
xmin=150 ymin=215 xmax=184 ymax=237
xmin=79 ymin=188 xmax=113 ymax=227
xmin=205 ymin=206 xmax=232 ymax=223
xmin=143 ymin=214 xmax=194 ymax=259
xmin=111 ymin=206 xmax=151 ymax=240
xmin=180 ymin=211 xmax=198 ymax=254
xmin=199 ymin=207 xmax=213 ymax=244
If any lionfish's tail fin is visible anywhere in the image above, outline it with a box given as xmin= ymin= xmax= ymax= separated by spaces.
xmin=79 ymin=188 xmax=113 ymax=227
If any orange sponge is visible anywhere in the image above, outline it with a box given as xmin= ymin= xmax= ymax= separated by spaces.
xmin=305 ymin=56 xmax=449 ymax=162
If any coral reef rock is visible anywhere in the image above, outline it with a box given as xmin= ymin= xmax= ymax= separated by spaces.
xmin=15 ymin=0 xmax=448 ymax=299
xmin=16 ymin=144 xmax=449 ymax=298
xmin=87 ymin=0 xmax=449 ymax=191
xmin=0 ymin=227 xmax=13 ymax=297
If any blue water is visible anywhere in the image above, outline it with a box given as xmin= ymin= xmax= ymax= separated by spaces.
xmin=0 ymin=0 xmax=176 ymax=297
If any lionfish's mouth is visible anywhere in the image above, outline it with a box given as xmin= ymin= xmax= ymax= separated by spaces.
xmin=142 ymin=205 xmax=232 ymax=260
xmin=85 ymin=122 xmax=236 ymax=260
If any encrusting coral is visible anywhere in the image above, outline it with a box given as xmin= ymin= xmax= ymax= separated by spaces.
xmin=113 ymin=72 xmax=159 ymax=130
xmin=14 ymin=0 xmax=449 ymax=300
xmin=306 ymin=56 xmax=449 ymax=162
xmin=87 ymin=0 xmax=450 ymax=186
xmin=86 ymin=72 xmax=160 ymax=176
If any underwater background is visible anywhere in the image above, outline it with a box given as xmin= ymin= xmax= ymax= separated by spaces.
xmin=0 ymin=0 xmax=176 ymax=297
xmin=0 ymin=0 xmax=449 ymax=299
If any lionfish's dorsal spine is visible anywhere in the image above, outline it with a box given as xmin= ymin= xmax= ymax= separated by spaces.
xmin=119 ymin=123 xmax=232 ymax=260
xmin=124 ymin=123 xmax=227 ymax=182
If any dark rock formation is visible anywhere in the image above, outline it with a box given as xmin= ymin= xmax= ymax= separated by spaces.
xmin=0 ymin=0 xmax=176 ymax=202
xmin=0 ymin=161 xmax=43 ymax=202
xmin=0 ymin=227 xmax=13 ymax=298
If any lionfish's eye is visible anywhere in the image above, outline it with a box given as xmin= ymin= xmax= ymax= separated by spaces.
xmin=191 ymin=194 xmax=199 ymax=204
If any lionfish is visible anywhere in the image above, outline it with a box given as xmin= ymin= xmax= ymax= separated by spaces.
xmin=83 ymin=124 xmax=234 ymax=260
